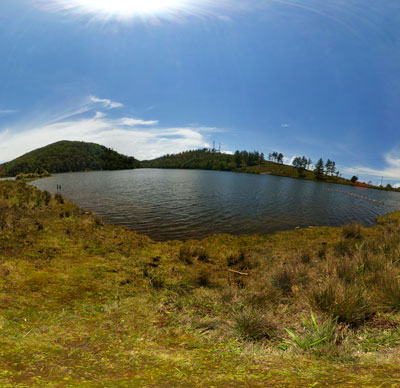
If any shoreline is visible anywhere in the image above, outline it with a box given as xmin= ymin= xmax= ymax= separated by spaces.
xmin=5 ymin=165 xmax=400 ymax=193
xmin=28 ymin=168 xmax=400 ymax=243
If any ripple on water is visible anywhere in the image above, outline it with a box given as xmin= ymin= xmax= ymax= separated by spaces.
xmin=30 ymin=169 xmax=400 ymax=241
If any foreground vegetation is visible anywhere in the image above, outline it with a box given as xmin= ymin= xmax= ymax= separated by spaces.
xmin=1 ymin=141 xmax=140 ymax=176
xmin=1 ymin=180 xmax=400 ymax=387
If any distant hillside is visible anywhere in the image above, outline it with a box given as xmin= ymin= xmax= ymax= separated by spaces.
xmin=142 ymin=148 xmax=352 ymax=185
xmin=142 ymin=148 xmax=238 ymax=171
xmin=2 ymin=141 xmax=140 ymax=176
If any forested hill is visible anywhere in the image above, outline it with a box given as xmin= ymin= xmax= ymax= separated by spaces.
xmin=142 ymin=148 xmax=354 ymax=186
xmin=142 ymin=148 xmax=240 ymax=171
xmin=1 ymin=141 xmax=140 ymax=176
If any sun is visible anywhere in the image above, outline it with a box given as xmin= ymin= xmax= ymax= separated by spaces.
xmin=72 ymin=0 xmax=185 ymax=14
xmin=46 ymin=0 xmax=201 ymax=19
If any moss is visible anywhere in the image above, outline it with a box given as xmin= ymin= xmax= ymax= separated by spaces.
xmin=1 ymin=180 xmax=400 ymax=387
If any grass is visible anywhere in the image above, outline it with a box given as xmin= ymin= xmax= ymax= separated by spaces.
xmin=285 ymin=311 xmax=338 ymax=351
xmin=1 ymin=180 xmax=400 ymax=386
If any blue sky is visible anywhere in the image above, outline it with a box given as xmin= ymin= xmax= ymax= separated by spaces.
xmin=0 ymin=0 xmax=399 ymax=185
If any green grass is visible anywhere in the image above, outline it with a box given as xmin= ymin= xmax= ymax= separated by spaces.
xmin=1 ymin=180 xmax=400 ymax=387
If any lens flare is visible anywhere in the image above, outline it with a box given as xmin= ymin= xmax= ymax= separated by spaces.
xmin=41 ymin=0 xmax=213 ymax=20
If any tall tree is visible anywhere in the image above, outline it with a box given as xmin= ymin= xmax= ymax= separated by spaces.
xmin=314 ymin=158 xmax=324 ymax=177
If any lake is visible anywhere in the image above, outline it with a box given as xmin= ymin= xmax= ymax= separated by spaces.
xmin=31 ymin=169 xmax=400 ymax=241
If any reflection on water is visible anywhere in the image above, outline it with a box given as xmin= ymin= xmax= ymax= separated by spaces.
xmin=31 ymin=169 xmax=400 ymax=241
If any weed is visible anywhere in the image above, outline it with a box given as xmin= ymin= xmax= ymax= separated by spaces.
xmin=285 ymin=310 xmax=337 ymax=351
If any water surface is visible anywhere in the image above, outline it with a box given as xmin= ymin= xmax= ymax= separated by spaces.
xmin=31 ymin=169 xmax=400 ymax=240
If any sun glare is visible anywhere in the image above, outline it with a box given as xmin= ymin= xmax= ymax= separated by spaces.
xmin=46 ymin=0 xmax=204 ymax=19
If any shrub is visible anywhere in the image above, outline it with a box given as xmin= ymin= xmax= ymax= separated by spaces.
xmin=234 ymin=308 xmax=277 ymax=341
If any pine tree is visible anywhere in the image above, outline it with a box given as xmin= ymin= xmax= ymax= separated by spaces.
xmin=314 ymin=158 xmax=324 ymax=177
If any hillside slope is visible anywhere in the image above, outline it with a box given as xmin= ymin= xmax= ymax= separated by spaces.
xmin=2 ymin=140 xmax=140 ymax=176
xmin=142 ymin=148 xmax=352 ymax=185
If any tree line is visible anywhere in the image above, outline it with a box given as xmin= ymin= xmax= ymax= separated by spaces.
xmin=292 ymin=156 xmax=340 ymax=178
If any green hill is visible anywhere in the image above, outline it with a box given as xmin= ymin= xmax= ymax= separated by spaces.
xmin=1 ymin=140 xmax=140 ymax=176
xmin=142 ymin=148 xmax=352 ymax=185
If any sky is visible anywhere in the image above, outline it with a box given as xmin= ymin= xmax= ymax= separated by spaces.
xmin=0 ymin=0 xmax=399 ymax=185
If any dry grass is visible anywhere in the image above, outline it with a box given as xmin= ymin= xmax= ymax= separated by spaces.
xmin=1 ymin=180 xmax=400 ymax=387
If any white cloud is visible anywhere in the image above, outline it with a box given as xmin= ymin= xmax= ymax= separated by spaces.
xmin=0 ymin=111 xmax=216 ymax=163
xmin=89 ymin=95 xmax=123 ymax=109
xmin=342 ymin=149 xmax=400 ymax=181
xmin=281 ymin=123 xmax=290 ymax=128
xmin=117 ymin=117 xmax=159 ymax=126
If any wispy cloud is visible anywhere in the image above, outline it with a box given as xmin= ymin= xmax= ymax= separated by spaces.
xmin=280 ymin=123 xmax=290 ymax=128
xmin=117 ymin=117 xmax=159 ymax=126
xmin=0 ymin=109 xmax=16 ymax=116
xmin=0 ymin=98 xmax=220 ymax=163
xmin=89 ymin=95 xmax=123 ymax=109
xmin=342 ymin=149 xmax=400 ymax=181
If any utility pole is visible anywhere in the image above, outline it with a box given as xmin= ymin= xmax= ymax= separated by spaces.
xmin=213 ymin=141 xmax=215 ymax=153
xmin=218 ymin=142 xmax=221 ymax=153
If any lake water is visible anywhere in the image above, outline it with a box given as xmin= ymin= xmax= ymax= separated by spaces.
xmin=31 ymin=169 xmax=400 ymax=241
